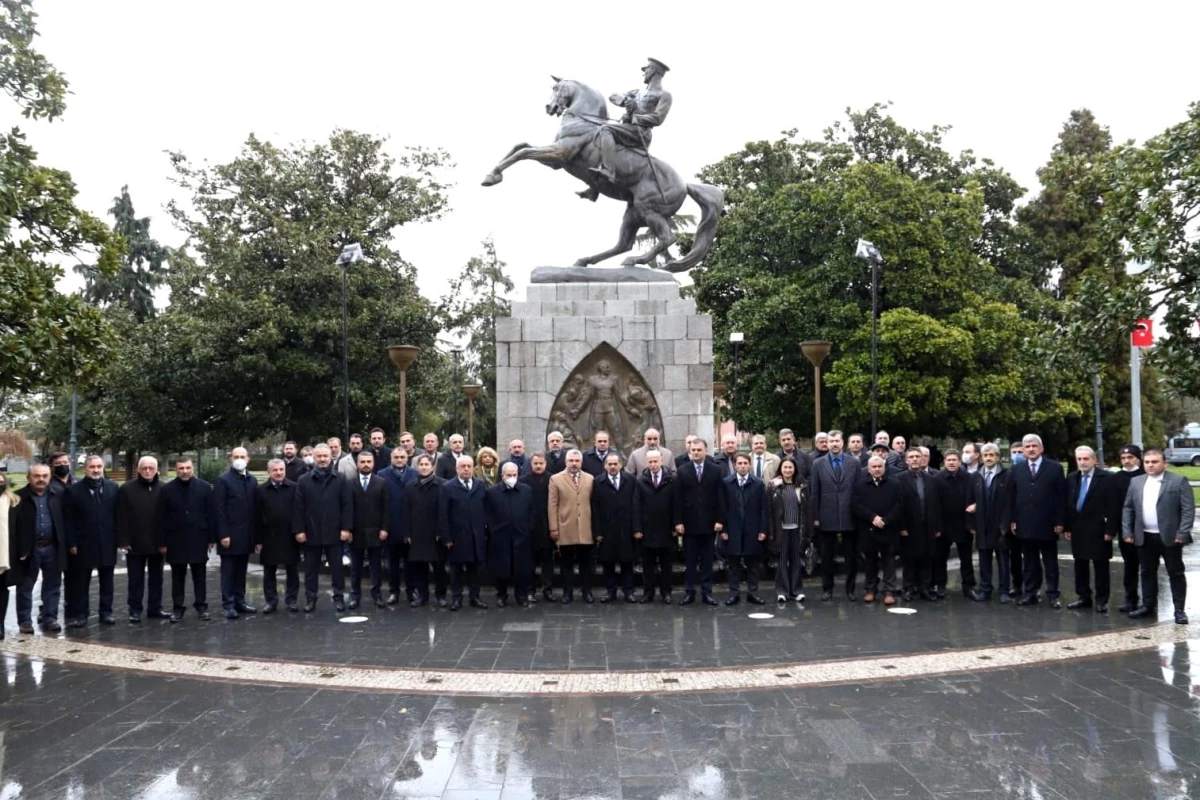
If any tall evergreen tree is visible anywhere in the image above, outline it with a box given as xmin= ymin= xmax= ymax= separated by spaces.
xmin=74 ymin=186 xmax=167 ymax=322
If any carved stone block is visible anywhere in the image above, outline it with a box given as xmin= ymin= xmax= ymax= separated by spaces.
xmin=655 ymin=315 xmax=687 ymax=341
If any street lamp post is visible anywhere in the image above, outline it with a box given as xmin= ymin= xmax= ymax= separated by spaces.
xmin=68 ymin=390 xmax=78 ymax=474
xmin=729 ymin=332 xmax=744 ymax=436
xmin=855 ymin=239 xmax=883 ymax=437
xmin=800 ymin=341 xmax=833 ymax=435
xmin=462 ymin=384 xmax=482 ymax=451
xmin=451 ymin=349 xmax=462 ymax=435
xmin=336 ymin=243 xmax=364 ymax=443
xmin=712 ymin=381 xmax=727 ymax=441
xmin=387 ymin=345 xmax=421 ymax=437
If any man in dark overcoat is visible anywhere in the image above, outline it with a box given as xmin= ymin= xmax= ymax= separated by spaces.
xmin=897 ymin=449 xmax=942 ymax=602
xmin=520 ymin=452 xmax=555 ymax=601
xmin=581 ymin=430 xmax=615 ymax=478
xmin=674 ymin=438 xmax=724 ymax=606
xmin=632 ymin=450 xmax=676 ymax=603
xmin=809 ymin=431 xmax=862 ymax=601
xmin=349 ymin=450 xmax=390 ymax=609
xmin=13 ymin=464 xmax=66 ymax=633
xmin=438 ymin=454 xmax=488 ymax=611
xmin=405 ymin=454 xmax=445 ymax=607
xmin=213 ymin=446 xmax=259 ymax=619
xmin=852 ymin=455 xmax=904 ymax=605
xmin=1111 ymin=444 xmax=1145 ymax=612
xmin=933 ymin=450 xmax=976 ymax=599
xmin=966 ymin=444 xmax=1014 ymax=602
xmin=1008 ymin=433 xmax=1068 ymax=608
xmin=116 ymin=456 xmax=166 ymax=623
xmin=292 ymin=443 xmax=353 ymax=613
xmin=155 ymin=456 xmax=214 ymax=621
xmin=718 ymin=453 xmax=768 ymax=605
xmin=378 ymin=447 xmax=416 ymax=605
xmin=591 ymin=452 xmax=637 ymax=603
xmin=1064 ymin=445 xmax=1119 ymax=612
xmin=256 ymin=459 xmax=300 ymax=613
xmin=485 ymin=462 xmax=535 ymax=606
xmin=63 ymin=454 xmax=120 ymax=627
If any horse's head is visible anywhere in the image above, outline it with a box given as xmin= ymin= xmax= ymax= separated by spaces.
xmin=546 ymin=76 xmax=573 ymax=117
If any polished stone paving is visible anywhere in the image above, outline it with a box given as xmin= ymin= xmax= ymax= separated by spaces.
xmin=0 ymin=547 xmax=1196 ymax=798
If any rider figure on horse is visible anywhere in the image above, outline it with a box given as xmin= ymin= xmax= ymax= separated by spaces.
xmin=581 ymin=58 xmax=673 ymax=201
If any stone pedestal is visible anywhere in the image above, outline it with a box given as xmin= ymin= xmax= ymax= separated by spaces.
xmin=496 ymin=280 xmax=714 ymax=456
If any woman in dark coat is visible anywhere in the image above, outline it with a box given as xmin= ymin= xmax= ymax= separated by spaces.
xmin=256 ymin=461 xmax=300 ymax=612
xmin=404 ymin=454 xmax=445 ymax=607
xmin=519 ymin=453 xmax=554 ymax=601
xmin=590 ymin=455 xmax=637 ymax=602
xmin=767 ymin=457 xmax=810 ymax=603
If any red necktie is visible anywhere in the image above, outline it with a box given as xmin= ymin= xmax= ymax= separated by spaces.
xmin=572 ymin=473 xmax=579 ymax=489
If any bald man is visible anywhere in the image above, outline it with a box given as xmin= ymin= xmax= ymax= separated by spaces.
xmin=626 ymin=429 xmax=674 ymax=477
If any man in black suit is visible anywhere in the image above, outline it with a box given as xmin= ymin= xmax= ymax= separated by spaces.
xmin=673 ymin=438 xmax=724 ymax=605
xmin=809 ymin=431 xmax=862 ymax=601
xmin=897 ymin=448 xmax=942 ymax=602
xmin=545 ymin=431 xmax=568 ymax=475
xmin=349 ymin=451 xmax=390 ymax=610
xmin=581 ymin=430 xmax=615 ymax=477
xmin=293 ymin=444 xmax=354 ymax=613
xmin=718 ymin=454 xmax=768 ymax=605
xmin=156 ymin=457 xmax=215 ymax=622
xmin=63 ymin=455 xmax=120 ymax=627
xmin=257 ymin=459 xmax=301 ymax=613
xmin=852 ymin=455 xmax=904 ymax=605
xmin=1111 ymin=444 xmax=1145 ymax=612
xmin=213 ymin=447 xmax=259 ymax=619
xmin=675 ymin=435 xmax=698 ymax=470
xmin=711 ymin=435 xmax=740 ymax=478
xmin=633 ymin=450 xmax=676 ymax=603
xmin=933 ymin=450 xmax=975 ymax=599
xmin=435 ymin=434 xmax=467 ymax=481
xmin=366 ymin=427 xmax=393 ymax=474
xmin=967 ymin=443 xmax=1015 ymax=603
xmin=485 ymin=462 xmax=535 ymax=607
xmin=591 ymin=453 xmax=638 ymax=602
xmin=1063 ymin=445 xmax=1119 ymax=613
xmin=776 ymin=428 xmax=812 ymax=481
xmin=438 ymin=454 xmax=489 ymax=611
xmin=282 ymin=441 xmax=306 ymax=482
xmin=1008 ymin=433 xmax=1068 ymax=608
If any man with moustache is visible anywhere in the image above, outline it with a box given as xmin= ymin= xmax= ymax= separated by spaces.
xmin=282 ymin=441 xmax=306 ymax=482
xmin=63 ymin=455 xmax=120 ymax=627
xmin=12 ymin=464 xmax=65 ymax=633
xmin=257 ymin=459 xmax=301 ymax=613
xmin=439 ymin=455 xmax=488 ymax=610
xmin=852 ymin=455 xmax=904 ymax=605
xmin=1008 ymin=434 xmax=1067 ymax=608
xmin=967 ymin=443 xmax=1015 ymax=603
xmin=544 ymin=431 xmax=568 ymax=475
xmin=293 ymin=444 xmax=354 ymax=613
xmin=1112 ymin=444 xmax=1145 ymax=612
xmin=549 ymin=449 xmax=596 ymax=603
xmin=581 ymin=431 xmax=615 ymax=478
xmin=116 ymin=456 xmax=167 ymax=623
xmin=776 ymin=429 xmax=812 ymax=481
xmin=1064 ymin=446 xmax=1119 ymax=613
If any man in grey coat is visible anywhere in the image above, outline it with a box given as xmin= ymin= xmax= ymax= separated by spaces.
xmin=1122 ymin=448 xmax=1194 ymax=624
xmin=809 ymin=430 xmax=862 ymax=601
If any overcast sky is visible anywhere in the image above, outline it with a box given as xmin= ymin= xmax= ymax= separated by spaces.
xmin=11 ymin=1 xmax=1200 ymax=304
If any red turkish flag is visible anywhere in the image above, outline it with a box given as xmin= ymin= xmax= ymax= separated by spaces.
xmin=1131 ymin=319 xmax=1154 ymax=348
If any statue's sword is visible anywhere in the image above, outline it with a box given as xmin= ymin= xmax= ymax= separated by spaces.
xmin=634 ymin=125 xmax=668 ymax=203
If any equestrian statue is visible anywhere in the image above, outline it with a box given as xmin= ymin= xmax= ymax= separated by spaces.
xmin=482 ymin=58 xmax=724 ymax=272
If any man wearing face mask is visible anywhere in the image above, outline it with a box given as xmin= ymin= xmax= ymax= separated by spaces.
xmin=293 ymin=444 xmax=354 ymax=613
xmin=63 ymin=455 xmax=120 ymax=627
xmin=1111 ymin=444 xmax=1145 ymax=612
xmin=485 ymin=462 xmax=535 ymax=607
xmin=213 ymin=447 xmax=259 ymax=619
xmin=299 ymin=446 xmax=315 ymax=475
xmin=961 ymin=442 xmax=982 ymax=475
xmin=156 ymin=457 xmax=215 ymax=622
xmin=12 ymin=464 xmax=65 ymax=633
xmin=116 ymin=456 xmax=167 ymax=624
xmin=49 ymin=451 xmax=74 ymax=487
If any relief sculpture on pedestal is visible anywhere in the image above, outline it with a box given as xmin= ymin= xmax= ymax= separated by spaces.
xmin=546 ymin=343 xmax=663 ymax=454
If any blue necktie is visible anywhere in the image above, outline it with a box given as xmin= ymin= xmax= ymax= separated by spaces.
xmin=1077 ymin=473 xmax=1089 ymax=512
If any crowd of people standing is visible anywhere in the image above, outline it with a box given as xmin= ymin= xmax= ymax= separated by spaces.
xmin=0 ymin=424 xmax=1192 ymax=635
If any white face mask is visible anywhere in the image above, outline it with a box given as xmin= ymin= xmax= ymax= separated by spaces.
xmin=503 ymin=476 xmax=518 ymax=489
xmin=962 ymin=453 xmax=973 ymax=465
xmin=303 ymin=456 xmax=314 ymax=466
xmin=232 ymin=458 xmax=248 ymax=472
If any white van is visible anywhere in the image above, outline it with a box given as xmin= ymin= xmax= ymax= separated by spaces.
xmin=1165 ymin=436 xmax=1200 ymax=466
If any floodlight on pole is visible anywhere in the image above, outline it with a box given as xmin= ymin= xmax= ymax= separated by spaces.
xmin=854 ymin=239 xmax=883 ymax=438
xmin=336 ymin=243 xmax=364 ymax=443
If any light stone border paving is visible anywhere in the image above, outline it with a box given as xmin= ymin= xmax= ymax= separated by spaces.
xmin=0 ymin=625 xmax=1190 ymax=697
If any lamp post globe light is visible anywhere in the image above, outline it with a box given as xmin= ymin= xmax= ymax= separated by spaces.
xmin=336 ymin=243 xmax=365 ymax=443
xmin=387 ymin=344 xmax=421 ymax=437
xmin=800 ymin=341 xmax=832 ymax=436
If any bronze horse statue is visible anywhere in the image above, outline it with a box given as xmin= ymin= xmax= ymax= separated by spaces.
xmin=482 ymin=78 xmax=723 ymax=272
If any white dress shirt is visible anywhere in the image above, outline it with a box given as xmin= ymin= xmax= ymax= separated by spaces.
xmin=1142 ymin=473 xmax=1164 ymax=533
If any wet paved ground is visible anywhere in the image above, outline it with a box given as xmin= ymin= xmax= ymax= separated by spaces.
xmin=0 ymin=545 xmax=1197 ymax=799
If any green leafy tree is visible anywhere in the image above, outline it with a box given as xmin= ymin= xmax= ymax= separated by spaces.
xmin=0 ymin=0 xmax=121 ymax=393
xmin=74 ymin=186 xmax=168 ymax=323
xmin=440 ymin=238 xmax=514 ymax=448
xmin=161 ymin=130 xmax=454 ymax=445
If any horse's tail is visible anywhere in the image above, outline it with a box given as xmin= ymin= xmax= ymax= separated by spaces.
xmin=665 ymin=183 xmax=724 ymax=273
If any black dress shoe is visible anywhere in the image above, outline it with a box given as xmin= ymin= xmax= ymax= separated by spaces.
xmin=100 ymin=614 xmax=116 ymax=625
xmin=932 ymin=586 xmax=946 ymax=600
xmin=661 ymin=595 xmax=672 ymax=605
xmin=969 ymin=590 xmax=988 ymax=602
xmin=128 ymin=615 xmax=141 ymax=625
xmin=1129 ymin=605 xmax=1154 ymax=619
xmin=701 ymin=594 xmax=718 ymax=606
xmin=286 ymin=601 xmax=299 ymax=612
xmin=600 ymin=593 xmax=616 ymax=604
xmin=1067 ymin=599 xmax=1091 ymax=610
xmin=198 ymin=610 xmax=212 ymax=621
xmin=448 ymin=598 xmax=462 ymax=611
xmin=334 ymin=600 xmax=346 ymax=612
xmin=638 ymin=593 xmax=653 ymax=604
xmin=410 ymin=598 xmax=428 ymax=608
xmin=169 ymin=612 xmax=183 ymax=623
xmin=724 ymin=594 xmax=741 ymax=606
xmin=543 ymin=588 xmax=554 ymax=602
xmin=496 ymin=597 xmax=508 ymax=608
xmin=1017 ymin=595 xmax=1039 ymax=606
xmin=1096 ymin=603 xmax=1108 ymax=614
xmin=68 ymin=617 xmax=87 ymax=629
xmin=223 ymin=609 xmax=239 ymax=620
xmin=347 ymin=599 xmax=360 ymax=610
xmin=43 ymin=620 xmax=62 ymax=632
xmin=1175 ymin=610 xmax=1189 ymax=625
xmin=1117 ymin=601 xmax=1135 ymax=613
xmin=582 ymin=591 xmax=595 ymax=604
xmin=146 ymin=610 xmax=172 ymax=619
xmin=375 ymin=598 xmax=387 ymax=609
xmin=303 ymin=601 xmax=317 ymax=613
xmin=387 ymin=593 xmax=400 ymax=606
xmin=235 ymin=604 xmax=257 ymax=614
xmin=681 ymin=592 xmax=696 ymax=606
xmin=746 ymin=594 xmax=766 ymax=605
xmin=516 ymin=598 xmax=530 ymax=608
xmin=846 ymin=591 xmax=858 ymax=602
xmin=820 ymin=591 xmax=833 ymax=602
xmin=1049 ymin=598 xmax=1062 ymax=609
xmin=901 ymin=590 xmax=913 ymax=603
xmin=999 ymin=593 xmax=1012 ymax=605
xmin=436 ymin=596 xmax=448 ymax=608
xmin=561 ymin=593 xmax=574 ymax=605
xmin=918 ymin=590 xmax=935 ymax=602
xmin=469 ymin=598 xmax=488 ymax=609
xmin=624 ymin=593 xmax=636 ymax=603
xmin=262 ymin=603 xmax=277 ymax=615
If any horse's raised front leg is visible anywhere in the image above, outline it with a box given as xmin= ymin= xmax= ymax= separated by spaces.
xmin=482 ymin=143 xmax=569 ymax=186
xmin=574 ymin=206 xmax=641 ymax=267
xmin=622 ymin=209 xmax=676 ymax=267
